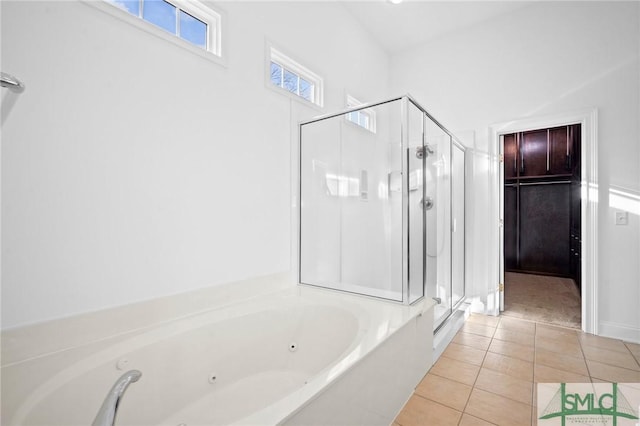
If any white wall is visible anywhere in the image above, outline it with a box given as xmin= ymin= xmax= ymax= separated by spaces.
xmin=391 ymin=1 xmax=640 ymax=340
xmin=1 ymin=1 xmax=389 ymax=328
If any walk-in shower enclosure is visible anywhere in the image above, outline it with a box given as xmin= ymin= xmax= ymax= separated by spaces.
xmin=299 ymin=96 xmax=466 ymax=329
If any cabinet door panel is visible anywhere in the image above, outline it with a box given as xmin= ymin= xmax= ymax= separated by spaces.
xmin=519 ymin=183 xmax=571 ymax=275
xmin=521 ymin=130 xmax=548 ymax=177
xmin=549 ymin=126 xmax=570 ymax=175
xmin=504 ymin=134 xmax=518 ymax=180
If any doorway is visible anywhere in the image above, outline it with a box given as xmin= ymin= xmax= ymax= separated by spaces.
xmin=492 ymin=109 xmax=598 ymax=334
xmin=501 ymin=125 xmax=582 ymax=328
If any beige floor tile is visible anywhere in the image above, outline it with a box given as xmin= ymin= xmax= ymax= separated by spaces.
xmin=468 ymin=313 xmax=501 ymax=328
xmin=625 ymin=342 xmax=640 ymax=357
xmin=483 ymin=351 xmax=534 ymax=381
xmin=582 ymin=344 xmax=640 ymax=371
xmin=453 ymin=331 xmax=492 ymax=351
xmin=534 ymin=364 xmax=590 ymax=383
xmin=415 ymin=373 xmax=472 ymax=411
xmin=535 ymin=335 xmax=583 ymax=358
xmin=627 ymin=342 xmax=640 ymax=365
xmin=586 ymin=360 xmax=640 ymax=382
xmin=534 ymin=347 xmax=589 ymax=376
xmin=442 ymin=342 xmax=487 ymax=366
xmin=536 ymin=324 xmax=579 ymax=342
xmin=429 ymin=355 xmax=481 ymax=386
xmin=493 ymin=328 xmax=535 ymax=346
xmin=578 ymin=333 xmax=629 ymax=353
xmin=395 ymin=395 xmax=461 ymax=426
xmin=465 ymin=388 xmax=532 ymax=426
xmin=488 ymin=339 xmax=535 ymax=363
xmin=462 ymin=322 xmax=497 ymax=338
xmin=459 ymin=413 xmax=497 ymax=426
xmin=474 ymin=367 xmax=533 ymax=405
xmin=498 ymin=316 xmax=536 ymax=335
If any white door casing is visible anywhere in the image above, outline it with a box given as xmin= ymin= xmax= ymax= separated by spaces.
xmin=489 ymin=109 xmax=598 ymax=334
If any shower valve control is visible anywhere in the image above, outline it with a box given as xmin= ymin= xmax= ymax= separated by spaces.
xmin=415 ymin=145 xmax=435 ymax=159
xmin=421 ymin=197 xmax=434 ymax=211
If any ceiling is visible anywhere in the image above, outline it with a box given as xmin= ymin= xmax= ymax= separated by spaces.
xmin=341 ymin=1 xmax=533 ymax=54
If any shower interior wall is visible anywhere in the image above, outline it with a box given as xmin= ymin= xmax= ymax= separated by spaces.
xmin=298 ymin=102 xmax=402 ymax=299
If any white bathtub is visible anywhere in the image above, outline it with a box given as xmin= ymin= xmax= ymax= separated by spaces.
xmin=2 ymin=285 xmax=434 ymax=426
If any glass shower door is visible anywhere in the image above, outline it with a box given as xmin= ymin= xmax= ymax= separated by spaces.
xmin=406 ymin=99 xmax=425 ymax=304
xmin=424 ymin=115 xmax=452 ymax=329
xmin=452 ymin=143 xmax=466 ymax=309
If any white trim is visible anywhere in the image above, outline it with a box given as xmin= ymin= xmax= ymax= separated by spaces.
xmin=265 ymin=41 xmax=324 ymax=109
xmin=489 ymin=108 xmax=598 ymax=334
xmin=498 ymin=134 xmax=505 ymax=313
xmin=84 ymin=0 xmax=227 ymax=67
xmin=172 ymin=0 xmax=222 ymax=55
xmin=345 ymin=94 xmax=377 ymax=133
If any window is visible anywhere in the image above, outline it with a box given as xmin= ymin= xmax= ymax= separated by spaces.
xmin=269 ymin=46 xmax=323 ymax=107
xmin=108 ymin=0 xmax=221 ymax=55
xmin=345 ymin=95 xmax=376 ymax=133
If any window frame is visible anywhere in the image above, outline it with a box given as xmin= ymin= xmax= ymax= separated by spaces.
xmin=87 ymin=0 xmax=225 ymax=65
xmin=345 ymin=94 xmax=377 ymax=133
xmin=267 ymin=43 xmax=324 ymax=108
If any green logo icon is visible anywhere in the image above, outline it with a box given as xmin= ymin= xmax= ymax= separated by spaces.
xmin=539 ymin=383 xmax=639 ymax=426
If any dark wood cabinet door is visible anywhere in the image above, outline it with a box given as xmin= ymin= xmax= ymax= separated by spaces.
xmin=520 ymin=130 xmax=548 ymax=177
xmin=519 ymin=183 xmax=571 ymax=276
xmin=504 ymin=134 xmax=518 ymax=180
xmin=504 ymin=185 xmax=518 ymax=270
xmin=549 ymin=126 xmax=571 ymax=175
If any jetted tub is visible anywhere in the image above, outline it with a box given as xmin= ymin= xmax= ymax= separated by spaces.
xmin=2 ymin=285 xmax=434 ymax=425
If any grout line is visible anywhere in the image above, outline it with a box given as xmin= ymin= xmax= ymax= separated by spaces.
xmin=456 ymin=316 xmax=500 ymax=425
xmin=622 ymin=342 xmax=640 ymax=370
xmin=626 ymin=344 xmax=640 ymax=370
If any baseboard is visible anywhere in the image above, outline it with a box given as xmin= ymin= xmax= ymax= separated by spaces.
xmin=598 ymin=320 xmax=640 ymax=344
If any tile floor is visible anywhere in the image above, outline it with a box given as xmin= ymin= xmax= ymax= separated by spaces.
xmin=393 ymin=314 xmax=640 ymax=426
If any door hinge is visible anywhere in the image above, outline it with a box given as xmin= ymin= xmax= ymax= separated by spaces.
xmin=499 ymin=283 xmax=504 ymax=292
xmin=499 ymin=154 xmax=504 ymax=163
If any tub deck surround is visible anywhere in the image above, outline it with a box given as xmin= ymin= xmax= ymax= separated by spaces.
xmin=1 ymin=280 xmax=435 ymax=426
xmin=1 ymin=272 xmax=291 ymax=366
